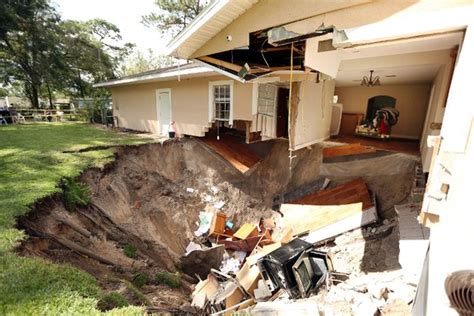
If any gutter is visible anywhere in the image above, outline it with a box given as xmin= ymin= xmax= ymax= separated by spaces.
xmin=93 ymin=66 xmax=214 ymax=88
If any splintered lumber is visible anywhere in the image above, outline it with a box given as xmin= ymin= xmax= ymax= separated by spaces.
xmin=245 ymin=243 xmax=282 ymax=266
xmin=199 ymin=56 xmax=242 ymax=72
xmin=281 ymin=203 xmax=363 ymax=235
xmin=323 ymin=143 xmax=376 ymax=158
xmin=290 ymin=178 xmax=373 ymax=210
xmin=236 ymin=262 xmax=261 ymax=294
xmin=192 ymin=275 xmax=219 ymax=308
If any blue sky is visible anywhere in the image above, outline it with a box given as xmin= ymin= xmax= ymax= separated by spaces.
xmin=54 ymin=0 xmax=170 ymax=55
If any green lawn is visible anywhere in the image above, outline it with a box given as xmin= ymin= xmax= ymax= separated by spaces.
xmin=0 ymin=122 xmax=152 ymax=315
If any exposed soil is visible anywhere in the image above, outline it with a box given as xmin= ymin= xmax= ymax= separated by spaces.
xmin=15 ymin=138 xmax=419 ymax=312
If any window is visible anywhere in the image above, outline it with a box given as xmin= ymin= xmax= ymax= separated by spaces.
xmin=213 ymin=84 xmax=230 ymax=120
xmin=209 ymin=81 xmax=233 ymax=123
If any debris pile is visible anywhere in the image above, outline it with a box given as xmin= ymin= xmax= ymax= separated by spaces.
xmin=183 ymin=177 xmax=419 ymax=315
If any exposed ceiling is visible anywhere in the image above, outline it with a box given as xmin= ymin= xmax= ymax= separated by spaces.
xmin=342 ymin=31 xmax=463 ymax=60
xmin=336 ymin=64 xmax=440 ymax=87
xmin=335 ymin=31 xmax=463 ymax=87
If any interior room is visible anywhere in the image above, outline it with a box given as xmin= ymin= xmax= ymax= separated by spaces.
xmin=331 ymin=31 xmax=463 ymax=159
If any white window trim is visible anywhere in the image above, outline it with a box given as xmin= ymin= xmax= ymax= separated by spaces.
xmin=156 ymin=88 xmax=172 ymax=136
xmin=209 ymin=80 xmax=234 ymax=125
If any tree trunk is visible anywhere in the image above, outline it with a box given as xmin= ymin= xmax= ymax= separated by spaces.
xmin=47 ymin=83 xmax=54 ymax=109
xmin=30 ymin=84 xmax=40 ymax=108
xmin=77 ymin=71 xmax=85 ymax=99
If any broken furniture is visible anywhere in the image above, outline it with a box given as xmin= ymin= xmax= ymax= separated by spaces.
xmin=257 ymin=238 xmax=332 ymax=299
xmin=209 ymin=212 xmax=234 ymax=239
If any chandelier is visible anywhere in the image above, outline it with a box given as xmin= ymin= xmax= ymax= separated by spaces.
xmin=361 ymin=70 xmax=381 ymax=87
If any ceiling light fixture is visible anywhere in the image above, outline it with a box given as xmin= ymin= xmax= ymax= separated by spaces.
xmin=361 ymin=70 xmax=381 ymax=87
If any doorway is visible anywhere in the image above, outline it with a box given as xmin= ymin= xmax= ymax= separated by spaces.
xmin=276 ymin=88 xmax=289 ymax=138
xmin=156 ymin=89 xmax=171 ymax=136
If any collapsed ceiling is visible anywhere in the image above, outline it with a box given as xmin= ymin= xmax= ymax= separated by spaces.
xmin=195 ymin=25 xmax=343 ymax=81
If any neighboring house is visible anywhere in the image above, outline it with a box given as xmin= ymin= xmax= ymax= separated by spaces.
xmin=96 ymin=1 xmax=474 ymax=314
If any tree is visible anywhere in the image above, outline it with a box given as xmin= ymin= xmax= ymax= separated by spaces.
xmin=119 ymin=49 xmax=176 ymax=76
xmin=0 ymin=1 xmax=132 ymax=108
xmin=0 ymin=0 xmax=63 ymax=107
xmin=142 ymin=0 xmax=208 ymax=36
xmin=57 ymin=19 xmax=133 ymax=99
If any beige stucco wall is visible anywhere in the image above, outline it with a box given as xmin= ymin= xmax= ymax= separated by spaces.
xmin=294 ymin=79 xmax=336 ymax=149
xmin=335 ymin=84 xmax=431 ymax=139
xmin=111 ymin=75 xmax=254 ymax=136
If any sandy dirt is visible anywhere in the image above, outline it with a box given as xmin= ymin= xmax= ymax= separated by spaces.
xmin=16 ymin=138 xmax=418 ymax=312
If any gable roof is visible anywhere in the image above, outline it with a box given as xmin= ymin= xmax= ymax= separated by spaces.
xmin=165 ymin=0 xmax=257 ymax=59
xmin=93 ymin=63 xmax=215 ymax=88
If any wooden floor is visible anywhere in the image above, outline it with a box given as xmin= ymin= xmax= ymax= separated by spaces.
xmin=330 ymin=135 xmax=420 ymax=156
xmin=200 ymin=134 xmax=262 ymax=173
xmin=290 ymin=178 xmax=374 ymax=210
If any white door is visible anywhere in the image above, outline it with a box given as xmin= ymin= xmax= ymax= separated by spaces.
xmin=156 ymin=89 xmax=171 ymax=136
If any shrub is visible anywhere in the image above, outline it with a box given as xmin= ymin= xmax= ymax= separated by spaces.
xmin=97 ymin=292 xmax=129 ymax=311
xmin=61 ymin=177 xmax=91 ymax=211
xmin=132 ymin=272 xmax=149 ymax=288
xmin=123 ymin=244 xmax=137 ymax=259
xmin=155 ymin=271 xmax=181 ymax=288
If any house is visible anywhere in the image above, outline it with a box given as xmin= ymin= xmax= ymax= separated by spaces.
xmin=96 ymin=2 xmax=474 ymax=313
xmin=96 ymin=1 xmax=470 ymax=165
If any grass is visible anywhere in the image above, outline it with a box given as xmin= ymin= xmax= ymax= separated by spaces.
xmin=97 ymin=292 xmax=129 ymax=311
xmin=62 ymin=177 xmax=92 ymax=211
xmin=123 ymin=244 xmax=137 ymax=259
xmin=155 ymin=271 xmax=181 ymax=288
xmin=0 ymin=122 xmax=153 ymax=314
xmin=132 ymin=272 xmax=149 ymax=288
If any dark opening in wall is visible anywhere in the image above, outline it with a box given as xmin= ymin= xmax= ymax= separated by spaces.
xmin=366 ymin=95 xmax=396 ymax=121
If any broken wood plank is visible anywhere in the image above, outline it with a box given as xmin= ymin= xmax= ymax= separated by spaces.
xmin=323 ymin=143 xmax=376 ymax=158
xmin=234 ymin=223 xmax=258 ymax=240
xmin=281 ymin=202 xmax=364 ymax=236
xmin=210 ymin=299 xmax=254 ymax=316
xmin=290 ymin=178 xmax=373 ymax=210
xmin=198 ymin=56 xmax=242 ymax=72
xmin=192 ymin=274 xmax=219 ymax=308
xmin=245 ymin=242 xmax=282 ymax=266
xmin=236 ymin=261 xmax=261 ymax=294
xmin=304 ymin=204 xmax=378 ymax=244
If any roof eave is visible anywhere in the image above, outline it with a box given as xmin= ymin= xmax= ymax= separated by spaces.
xmin=165 ymin=0 xmax=230 ymax=58
xmin=93 ymin=66 xmax=215 ymax=88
